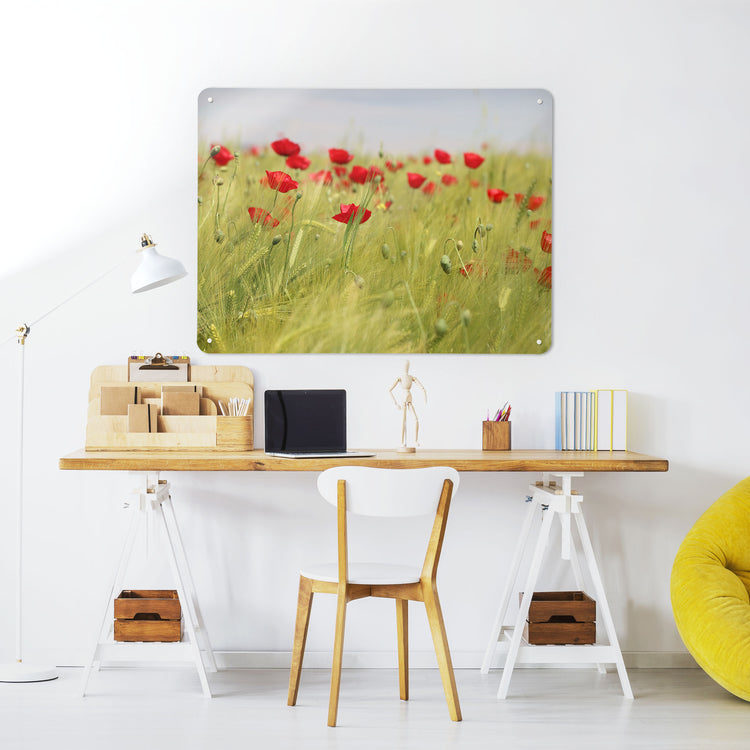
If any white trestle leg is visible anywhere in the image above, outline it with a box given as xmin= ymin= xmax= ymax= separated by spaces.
xmin=481 ymin=473 xmax=633 ymax=699
xmin=82 ymin=473 xmax=216 ymax=697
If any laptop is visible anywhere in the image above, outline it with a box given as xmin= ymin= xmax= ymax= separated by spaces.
xmin=264 ymin=389 xmax=375 ymax=458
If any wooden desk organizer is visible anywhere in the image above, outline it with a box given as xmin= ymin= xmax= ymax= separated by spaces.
xmin=85 ymin=365 xmax=254 ymax=451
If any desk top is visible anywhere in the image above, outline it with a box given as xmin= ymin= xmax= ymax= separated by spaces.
xmin=59 ymin=449 xmax=668 ymax=473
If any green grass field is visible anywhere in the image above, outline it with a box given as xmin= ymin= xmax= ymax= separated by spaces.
xmin=197 ymin=142 xmax=551 ymax=353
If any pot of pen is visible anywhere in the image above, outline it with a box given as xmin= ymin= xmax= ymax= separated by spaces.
xmin=216 ymin=397 xmax=253 ymax=449
xmin=482 ymin=421 xmax=511 ymax=450
xmin=482 ymin=404 xmax=511 ymax=451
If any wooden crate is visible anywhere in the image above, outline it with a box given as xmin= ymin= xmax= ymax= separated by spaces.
xmin=521 ymin=591 xmax=596 ymax=645
xmin=114 ymin=590 xmax=181 ymax=642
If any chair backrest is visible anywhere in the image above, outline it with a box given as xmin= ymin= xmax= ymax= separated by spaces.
xmin=317 ymin=466 xmax=460 ymax=517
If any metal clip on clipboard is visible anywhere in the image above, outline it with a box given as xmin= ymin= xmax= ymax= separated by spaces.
xmin=140 ymin=353 xmax=178 ymax=371
xmin=128 ymin=353 xmax=190 ymax=382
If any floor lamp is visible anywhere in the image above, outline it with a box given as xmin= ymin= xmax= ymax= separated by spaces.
xmin=0 ymin=234 xmax=187 ymax=683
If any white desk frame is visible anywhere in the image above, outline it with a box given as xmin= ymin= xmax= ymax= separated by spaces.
xmin=61 ymin=450 xmax=667 ymax=699
xmin=480 ymin=472 xmax=633 ymax=699
xmin=81 ymin=473 xmax=217 ymax=697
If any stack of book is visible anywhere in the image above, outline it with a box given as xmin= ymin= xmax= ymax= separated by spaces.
xmin=555 ymin=390 xmax=627 ymax=451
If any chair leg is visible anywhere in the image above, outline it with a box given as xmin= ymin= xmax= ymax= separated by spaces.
xmin=396 ymin=599 xmax=409 ymax=701
xmin=423 ymin=585 xmax=462 ymax=721
xmin=328 ymin=585 xmax=348 ymax=727
xmin=288 ymin=576 xmax=314 ymax=706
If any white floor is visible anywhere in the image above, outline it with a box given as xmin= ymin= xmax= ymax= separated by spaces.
xmin=1 ymin=667 xmax=749 ymax=749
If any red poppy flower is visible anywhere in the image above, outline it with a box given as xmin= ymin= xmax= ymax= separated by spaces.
xmin=505 ymin=248 xmax=519 ymax=271
xmin=211 ymin=145 xmax=234 ymax=166
xmin=333 ymin=166 xmax=348 ymax=177
xmin=349 ymin=165 xmax=367 ymax=184
xmin=309 ymin=169 xmax=333 ymax=184
xmin=285 ymin=155 xmax=310 ymax=170
xmin=441 ymin=174 xmax=457 ymax=186
xmin=422 ymin=155 xmax=433 ymax=165
xmin=383 ymin=200 xmax=393 ymax=210
xmin=459 ymin=260 xmax=488 ymax=278
xmin=437 ymin=292 xmax=457 ymax=307
xmin=329 ymin=148 xmax=354 ymax=164
xmin=265 ymin=170 xmax=298 ymax=193
xmin=247 ymin=207 xmax=280 ymax=227
xmin=528 ymin=195 xmax=546 ymax=211
xmin=515 ymin=193 xmax=545 ymax=210
xmin=529 ymin=219 xmax=541 ymax=230
xmin=541 ymin=230 xmax=552 ymax=253
xmin=385 ymin=159 xmax=404 ymax=172
xmin=487 ymin=188 xmax=509 ymax=203
xmin=271 ymin=138 xmax=301 ymax=157
xmin=349 ymin=165 xmax=383 ymax=184
xmin=463 ymin=152 xmax=485 ymax=168
xmin=470 ymin=179 xmax=480 ymax=188
xmin=422 ymin=181 xmax=436 ymax=195
xmin=505 ymin=248 xmax=533 ymax=273
xmin=434 ymin=149 xmax=451 ymax=164
xmin=536 ymin=266 xmax=552 ymax=288
xmin=407 ymin=172 xmax=427 ymax=188
xmin=332 ymin=203 xmax=372 ymax=225
xmin=245 ymin=145 xmax=263 ymax=157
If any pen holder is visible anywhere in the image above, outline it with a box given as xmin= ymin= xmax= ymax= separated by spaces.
xmin=482 ymin=420 xmax=511 ymax=451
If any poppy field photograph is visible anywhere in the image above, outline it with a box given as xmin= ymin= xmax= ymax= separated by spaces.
xmin=197 ymin=89 xmax=552 ymax=353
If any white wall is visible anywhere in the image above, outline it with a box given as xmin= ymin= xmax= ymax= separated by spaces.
xmin=1 ymin=0 xmax=749 ymax=667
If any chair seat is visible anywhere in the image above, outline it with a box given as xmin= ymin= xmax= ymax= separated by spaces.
xmin=300 ymin=562 xmax=422 ymax=585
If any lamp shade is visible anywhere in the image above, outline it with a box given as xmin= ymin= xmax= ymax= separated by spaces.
xmin=131 ymin=235 xmax=188 ymax=293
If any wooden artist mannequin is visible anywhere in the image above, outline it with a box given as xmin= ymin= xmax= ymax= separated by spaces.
xmin=389 ymin=360 xmax=427 ymax=452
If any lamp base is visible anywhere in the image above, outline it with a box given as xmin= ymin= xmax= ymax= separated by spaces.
xmin=0 ymin=661 xmax=58 ymax=683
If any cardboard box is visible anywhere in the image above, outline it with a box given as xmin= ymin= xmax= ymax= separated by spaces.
xmin=162 ymin=391 xmax=201 ymax=416
xmin=161 ymin=384 xmax=203 ymax=397
xmin=127 ymin=403 xmax=157 ymax=433
xmin=100 ymin=385 xmax=140 ymax=415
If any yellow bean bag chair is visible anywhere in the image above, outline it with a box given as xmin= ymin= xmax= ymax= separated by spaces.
xmin=671 ymin=476 xmax=750 ymax=700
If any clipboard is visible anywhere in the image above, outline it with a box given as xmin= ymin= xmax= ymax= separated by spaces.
xmin=128 ymin=353 xmax=190 ymax=382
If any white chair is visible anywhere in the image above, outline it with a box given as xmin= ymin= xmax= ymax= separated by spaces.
xmin=287 ymin=466 xmax=462 ymax=727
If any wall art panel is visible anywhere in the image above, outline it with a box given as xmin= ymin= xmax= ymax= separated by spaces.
xmin=198 ymin=89 xmax=552 ymax=354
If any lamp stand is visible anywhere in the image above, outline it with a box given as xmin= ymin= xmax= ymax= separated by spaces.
xmin=0 ymin=327 xmax=57 ymax=681
xmin=0 ymin=234 xmax=185 ymax=682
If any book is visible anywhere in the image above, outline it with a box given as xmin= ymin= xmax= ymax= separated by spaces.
xmin=596 ymin=389 xmax=612 ymax=450
xmin=588 ymin=392 xmax=596 ymax=450
xmin=612 ymin=389 xmax=628 ymax=450
xmin=594 ymin=389 xmax=628 ymax=450
xmin=566 ymin=392 xmax=576 ymax=450
xmin=556 ymin=389 xmax=627 ymax=451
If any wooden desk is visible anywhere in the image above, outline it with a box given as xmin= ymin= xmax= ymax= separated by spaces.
xmin=60 ymin=448 xmax=668 ymax=473
xmin=60 ymin=448 xmax=667 ymax=699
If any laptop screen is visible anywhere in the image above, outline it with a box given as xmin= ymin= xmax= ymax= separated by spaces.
xmin=264 ymin=390 xmax=347 ymax=453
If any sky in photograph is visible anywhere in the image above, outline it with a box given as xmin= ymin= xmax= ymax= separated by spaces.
xmin=198 ymin=88 xmax=552 ymax=157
